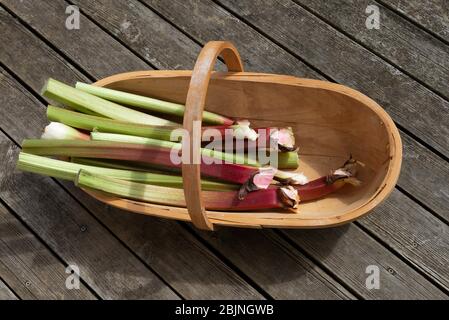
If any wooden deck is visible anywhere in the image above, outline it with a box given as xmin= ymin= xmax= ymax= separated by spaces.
xmin=0 ymin=0 xmax=448 ymax=299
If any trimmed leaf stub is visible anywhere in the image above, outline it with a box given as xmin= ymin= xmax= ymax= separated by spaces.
xmin=279 ymin=186 xmax=300 ymax=209
xmin=233 ymin=120 xmax=259 ymax=141
xmin=238 ymin=167 xmax=276 ymax=200
xmin=326 ymin=156 xmax=362 ymax=186
xmin=270 ymin=127 xmax=296 ymax=151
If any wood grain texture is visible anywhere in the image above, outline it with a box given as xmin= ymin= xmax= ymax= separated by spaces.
xmin=0 ymin=8 xmax=87 ymax=90
xmin=194 ymin=228 xmax=354 ymax=299
xmin=70 ymin=0 xmax=202 ymax=70
xmin=74 ymin=190 xmax=356 ymax=300
xmin=0 ymin=140 xmax=178 ymax=300
xmin=0 ymin=70 xmax=178 ymax=300
xmin=297 ymin=0 xmax=449 ymax=99
xmin=0 ymin=202 xmax=95 ymax=299
xmin=379 ymin=0 xmax=449 ymax=43
xmin=283 ymin=225 xmax=446 ymax=299
xmin=62 ymin=187 xmax=264 ymax=299
xmin=359 ymin=189 xmax=449 ymax=291
xmin=216 ymin=0 xmax=449 ymax=157
xmin=399 ymin=134 xmax=449 ymax=220
xmin=1 ymin=0 xmax=148 ymax=79
xmin=75 ymin=0 xmax=314 ymax=77
xmin=0 ymin=279 xmax=19 ymax=300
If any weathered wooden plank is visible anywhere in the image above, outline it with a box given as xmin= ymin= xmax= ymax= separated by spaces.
xmin=74 ymin=0 xmax=319 ymax=77
xmin=214 ymin=0 xmax=449 ymax=157
xmin=1 ymin=0 xmax=197 ymax=75
xmin=144 ymin=0 xmax=449 ymax=217
xmin=1 ymin=0 xmax=148 ymax=79
xmin=0 ymin=7 xmax=88 ymax=91
xmin=71 ymin=0 xmax=202 ymax=71
xmin=0 ymin=4 xmax=88 ymax=140
xmin=296 ymin=0 xmax=449 ymax=99
xmin=379 ymin=0 xmax=449 ymax=43
xmin=0 ymin=2 xmax=359 ymax=299
xmin=63 ymin=188 xmax=265 ymax=299
xmin=0 ymin=10 xmax=267 ymax=300
xmin=283 ymin=225 xmax=446 ymax=299
xmin=0 ymin=202 xmax=95 ymax=299
xmin=0 ymin=71 xmax=178 ymax=300
xmin=399 ymin=134 xmax=449 ymax=220
xmin=359 ymin=189 xmax=449 ymax=291
xmin=0 ymin=279 xmax=19 ymax=300
xmin=194 ymin=228 xmax=354 ymax=299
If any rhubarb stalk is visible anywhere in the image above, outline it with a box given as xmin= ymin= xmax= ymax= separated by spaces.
xmin=91 ymin=132 xmax=298 ymax=169
xmin=47 ymin=105 xmax=176 ymax=141
xmin=47 ymin=106 xmax=299 ymax=169
xmin=42 ymin=78 xmax=176 ymax=126
xmin=294 ymin=157 xmax=361 ymax=201
xmin=76 ymin=82 xmax=234 ymax=126
xmin=90 ymin=132 xmax=255 ymax=166
xmin=75 ymin=170 xmax=299 ymax=211
xmin=17 ymin=152 xmax=237 ymax=191
xmin=21 ymin=139 xmax=275 ymax=192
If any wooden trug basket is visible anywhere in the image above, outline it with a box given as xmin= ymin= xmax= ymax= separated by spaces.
xmin=85 ymin=41 xmax=402 ymax=230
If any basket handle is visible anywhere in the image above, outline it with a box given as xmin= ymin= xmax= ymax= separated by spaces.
xmin=182 ymin=41 xmax=244 ymax=231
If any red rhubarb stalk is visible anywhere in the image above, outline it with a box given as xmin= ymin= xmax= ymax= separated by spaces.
xmin=21 ymin=139 xmax=274 ymax=193
xmin=294 ymin=157 xmax=361 ymax=201
xmin=76 ymin=169 xmax=299 ymax=211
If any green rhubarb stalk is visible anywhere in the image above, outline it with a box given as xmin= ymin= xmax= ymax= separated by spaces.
xmin=90 ymin=132 xmax=257 ymax=166
xmin=75 ymin=82 xmax=234 ymax=125
xmin=76 ymin=169 xmax=188 ymax=207
xmin=71 ymin=157 xmax=182 ymax=174
xmin=47 ymin=105 xmax=175 ymax=141
xmin=42 ymin=78 xmax=176 ymax=126
xmin=268 ymin=151 xmax=299 ymax=169
xmin=17 ymin=152 xmax=237 ymax=191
